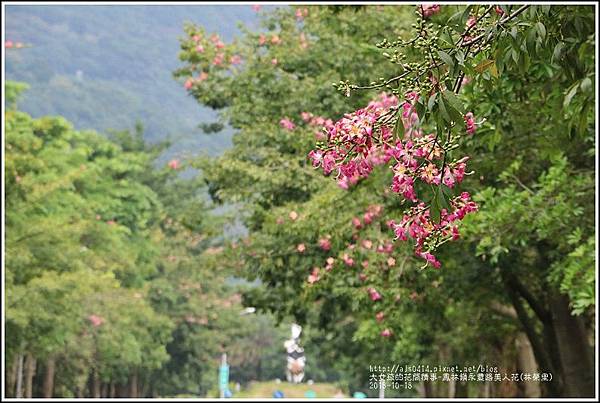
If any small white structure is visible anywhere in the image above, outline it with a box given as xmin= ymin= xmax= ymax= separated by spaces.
xmin=284 ymin=324 xmax=306 ymax=383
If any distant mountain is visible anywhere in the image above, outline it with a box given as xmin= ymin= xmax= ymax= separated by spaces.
xmin=5 ymin=5 xmax=273 ymax=158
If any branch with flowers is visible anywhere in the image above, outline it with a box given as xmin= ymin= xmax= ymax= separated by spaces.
xmin=307 ymin=4 xmax=533 ymax=268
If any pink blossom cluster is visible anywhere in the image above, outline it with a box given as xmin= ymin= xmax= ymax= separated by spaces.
xmin=185 ymin=72 xmax=209 ymax=89
xmin=168 ymin=159 xmax=181 ymax=170
xmin=88 ymin=314 xmax=104 ymax=327
xmin=308 ymin=92 xmax=478 ymax=268
xmin=295 ymin=8 xmax=309 ymax=21
xmin=380 ymin=329 xmax=393 ymax=337
xmin=280 ymin=118 xmax=296 ymax=131
xmin=368 ymin=287 xmax=382 ymax=301
xmin=307 ymin=93 xmax=401 ymax=189
xmin=307 ymin=267 xmax=320 ymax=284
xmin=5 ymin=40 xmax=24 ymax=49
xmin=464 ymin=112 xmax=476 ymax=134
xmin=420 ymin=4 xmax=440 ymax=18
xmin=319 ymin=237 xmax=332 ymax=251
xmin=301 ymin=111 xmax=334 ymax=142
xmin=390 ymin=192 xmax=478 ymax=268
xmin=184 ymin=30 xmax=241 ymax=90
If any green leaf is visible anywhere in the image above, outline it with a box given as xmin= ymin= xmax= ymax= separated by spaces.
xmin=437 ymin=95 xmax=451 ymax=123
xmin=511 ymin=48 xmax=519 ymax=63
xmin=455 ymin=50 xmax=465 ymax=66
xmin=438 ymin=50 xmax=455 ymax=68
xmin=552 ymin=42 xmax=564 ymax=64
xmin=427 ymin=92 xmax=438 ymax=110
xmin=442 ymin=90 xmax=464 ymax=113
xmin=563 ymin=84 xmax=578 ymax=108
xmin=535 ymin=22 xmax=546 ymax=41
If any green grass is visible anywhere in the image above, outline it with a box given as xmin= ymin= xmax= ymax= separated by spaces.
xmin=232 ymin=381 xmax=346 ymax=399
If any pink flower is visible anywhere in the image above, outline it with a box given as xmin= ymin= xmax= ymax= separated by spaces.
xmin=95 ymin=215 xmax=101 ymax=220
xmin=230 ymin=55 xmax=242 ymax=65
xmin=289 ymin=211 xmax=299 ymax=221
xmin=319 ymin=238 xmax=331 ymax=251
xmin=280 ymin=118 xmax=296 ymax=131
xmin=198 ymin=71 xmax=209 ymax=82
xmin=252 ymin=4 xmax=261 ymax=12
xmin=464 ymin=112 xmax=476 ymax=135
xmin=307 ymin=267 xmax=320 ymax=284
xmin=212 ymin=53 xmax=224 ymax=66
xmin=271 ymin=35 xmax=281 ymax=45
xmin=192 ymin=34 xmax=201 ymax=42
xmin=297 ymin=243 xmax=306 ymax=253
xmin=215 ymin=41 xmax=225 ymax=49
xmin=352 ymin=217 xmax=362 ymax=229
xmin=362 ymin=239 xmax=373 ymax=249
xmin=5 ymin=40 xmax=14 ymax=48
xmin=381 ymin=329 xmax=393 ymax=337
xmin=368 ymin=287 xmax=382 ymax=301
xmin=196 ymin=45 xmax=205 ymax=53
xmin=376 ymin=311 xmax=385 ymax=322
xmin=259 ymin=34 xmax=267 ymax=46
xmin=418 ymin=251 xmax=441 ymax=269
xmin=442 ymin=166 xmax=456 ymax=188
xmin=466 ymin=16 xmax=477 ymax=28
xmin=168 ymin=159 xmax=181 ymax=169
xmin=326 ymin=257 xmax=335 ymax=266
xmin=342 ymin=253 xmax=354 ymax=267
xmin=361 ymin=260 xmax=369 ymax=269
xmin=271 ymin=58 xmax=278 ymax=66
xmin=308 ymin=150 xmax=323 ymax=167
xmin=420 ymin=4 xmax=440 ymax=18
xmin=359 ymin=273 xmax=368 ymax=281
xmin=387 ymin=257 xmax=396 ymax=267
xmin=495 ymin=6 xmax=505 ymax=16
xmin=184 ymin=79 xmax=194 ymax=90
xmin=88 ymin=314 xmax=104 ymax=327
xmin=106 ymin=220 xmax=116 ymax=226
xmin=301 ymin=111 xmax=313 ymax=122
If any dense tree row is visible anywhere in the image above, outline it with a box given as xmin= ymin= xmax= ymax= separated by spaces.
xmin=4 ymin=84 xmax=290 ymax=398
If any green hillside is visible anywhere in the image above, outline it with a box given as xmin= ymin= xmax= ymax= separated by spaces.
xmin=4 ymin=5 xmax=271 ymax=156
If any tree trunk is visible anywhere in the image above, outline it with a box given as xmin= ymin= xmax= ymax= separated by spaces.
xmin=24 ymin=354 xmax=36 ymax=398
xmin=42 ymin=356 xmax=55 ymax=398
xmin=116 ymin=383 xmax=128 ymax=397
xmin=130 ymin=371 xmax=138 ymax=398
xmin=92 ymin=369 xmax=101 ymax=398
xmin=549 ymin=293 xmax=595 ymax=397
xmin=423 ymin=380 xmax=433 ymax=397
xmin=7 ymin=354 xmax=18 ymax=397
xmin=502 ymin=271 xmax=562 ymax=396
xmin=15 ymin=353 xmax=24 ymax=398
xmin=101 ymin=382 xmax=108 ymax=398
xmin=110 ymin=382 xmax=116 ymax=398
xmin=515 ymin=332 xmax=541 ymax=397
xmin=454 ymin=380 xmax=468 ymax=397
